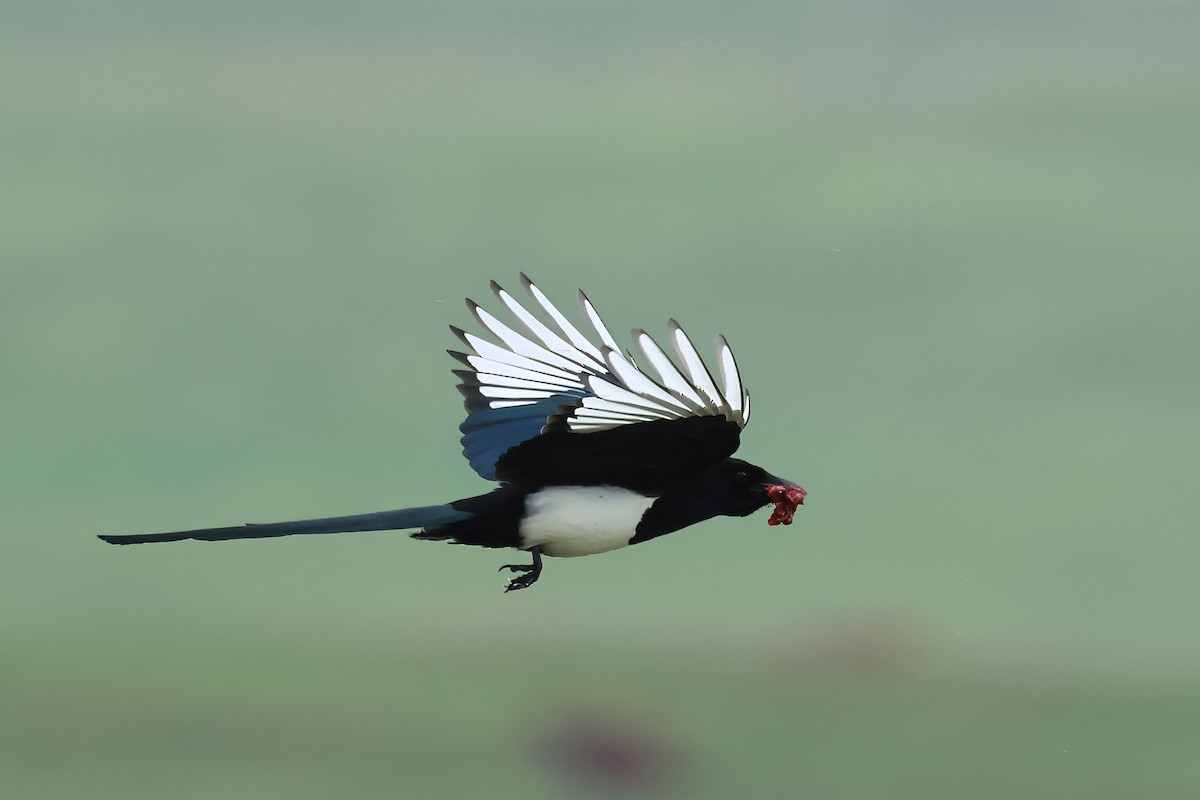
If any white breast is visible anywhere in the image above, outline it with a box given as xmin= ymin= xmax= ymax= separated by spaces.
xmin=519 ymin=486 xmax=656 ymax=558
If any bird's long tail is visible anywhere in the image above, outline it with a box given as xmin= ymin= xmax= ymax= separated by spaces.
xmin=98 ymin=504 xmax=472 ymax=545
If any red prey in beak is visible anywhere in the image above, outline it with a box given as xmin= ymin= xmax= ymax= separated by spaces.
xmin=765 ymin=483 xmax=807 ymax=526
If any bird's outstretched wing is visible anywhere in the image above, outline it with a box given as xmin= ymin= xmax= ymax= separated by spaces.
xmin=451 ymin=276 xmax=751 ymax=492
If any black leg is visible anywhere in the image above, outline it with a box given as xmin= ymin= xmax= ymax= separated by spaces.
xmin=498 ymin=547 xmax=544 ymax=592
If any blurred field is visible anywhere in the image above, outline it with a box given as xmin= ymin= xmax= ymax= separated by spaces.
xmin=3 ymin=1 xmax=1199 ymax=797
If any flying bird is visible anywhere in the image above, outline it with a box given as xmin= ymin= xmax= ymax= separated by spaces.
xmin=99 ymin=277 xmax=806 ymax=591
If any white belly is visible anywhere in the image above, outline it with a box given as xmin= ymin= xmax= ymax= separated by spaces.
xmin=519 ymin=486 xmax=656 ymax=558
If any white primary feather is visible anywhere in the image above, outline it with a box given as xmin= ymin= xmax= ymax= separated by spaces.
xmin=715 ymin=335 xmax=744 ymax=416
xmin=668 ymin=320 xmax=726 ymax=414
xmin=633 ymin=330 xmax=708 ymax=411
xmin=458 ymin=278 xmax=751 ymax=431
xmin=476 ymin=372 xmax=577 ymax=392
xmin=470 ymin=303 xmax=588 ymax=375
xmin=493 ymin=284 xmax=608 ymax=374
xmin=601 ymin=348 xmax=693 ymax=415
xmin=579 ymin=291 xmax=624 ymax=354
xmin=522 ymin=275 xmax=607 ymax=363
xmin=462 ymin=333 xmax=580 ymax=382
xmin=466 ymin=357 xmax=581 ymax=390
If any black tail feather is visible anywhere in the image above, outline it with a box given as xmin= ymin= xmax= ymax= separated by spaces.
xmin=99 ymin=504 xmax=472 ymax=545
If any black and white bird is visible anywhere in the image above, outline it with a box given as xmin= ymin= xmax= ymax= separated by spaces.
xmin=100 ymin=277 xmax=806 ymax=591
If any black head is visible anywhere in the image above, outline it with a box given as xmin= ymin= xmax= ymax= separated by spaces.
xmin=634 ymin=457 xmax=806 ymax=544
xmin=697 ymin=458 xmax=806 ymax=521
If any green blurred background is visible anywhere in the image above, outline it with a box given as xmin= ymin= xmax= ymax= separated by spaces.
xmin=4 ymin=1 xmax=1198 ymax=797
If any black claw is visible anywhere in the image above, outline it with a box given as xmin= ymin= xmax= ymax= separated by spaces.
xmin=500 ymin=547 xmax=543 ymax=592
xmin=504 ymin=576 xmax=535 ymax=593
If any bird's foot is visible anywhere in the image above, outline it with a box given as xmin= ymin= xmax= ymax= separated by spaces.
xmin=500 ymin=567 xmax=538 ymax=592
xmin=499 ymin=547 xmax=543 ymax=592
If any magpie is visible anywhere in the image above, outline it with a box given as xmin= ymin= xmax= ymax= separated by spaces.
xmin=99 ymin=276 xmax=806 ymax=591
